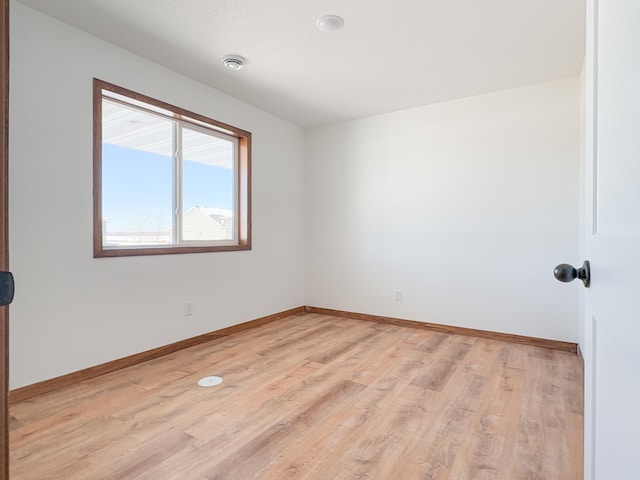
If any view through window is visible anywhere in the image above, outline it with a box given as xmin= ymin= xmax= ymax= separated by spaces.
xmin=94 ymin=79 xmax=251 ymax=257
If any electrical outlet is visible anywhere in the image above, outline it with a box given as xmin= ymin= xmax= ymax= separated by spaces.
xmin=394 ymin=289 xmax=403 ymax=302
xmin=184 ymin=301 xmax=193 ymax=316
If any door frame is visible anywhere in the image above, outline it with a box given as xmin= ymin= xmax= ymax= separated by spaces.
xmin=1 ymin=0 xmax=9 ymax=478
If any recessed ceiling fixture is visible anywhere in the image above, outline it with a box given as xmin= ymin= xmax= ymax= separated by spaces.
xmin=222 ymin=55 xmax=246 ymax=71
xmin=316 ymin=14 xmax=345 ymax=32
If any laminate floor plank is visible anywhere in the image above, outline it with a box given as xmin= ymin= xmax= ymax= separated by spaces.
xmin=10 ymin=313 xmax=583 ymax=479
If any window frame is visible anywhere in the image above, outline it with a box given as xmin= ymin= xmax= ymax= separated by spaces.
xmin=93 ymin=78 xmax=251 ymax=258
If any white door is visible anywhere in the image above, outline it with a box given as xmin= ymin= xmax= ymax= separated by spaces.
xmin=583 ymin=0 xmax=640 ymax=478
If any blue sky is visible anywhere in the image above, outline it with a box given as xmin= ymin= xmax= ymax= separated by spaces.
xmin=102 ymin=144 xmax=233 ymax=232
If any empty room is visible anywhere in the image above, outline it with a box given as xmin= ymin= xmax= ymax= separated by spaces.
xmin=2 ymin=0 xmax=639 ymax=479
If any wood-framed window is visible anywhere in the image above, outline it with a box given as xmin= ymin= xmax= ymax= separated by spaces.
xmin=93 ymin=79 xmax=251 ymax=257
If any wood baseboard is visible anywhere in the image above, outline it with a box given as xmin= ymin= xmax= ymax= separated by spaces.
xmin=11 ymin=304 xmax=578 ymax=403
xmin=9 ymin=306 xmax=306 ymax=403
xmin=577 ymin=343 xmax=585 ymax=370
xmin=305 ymin=306 xmax=578 ymax=353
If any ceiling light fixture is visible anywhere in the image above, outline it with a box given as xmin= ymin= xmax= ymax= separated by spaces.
xmin=222 ymin=55 xmax=246 ymax=71
xmin=316 ymin=14 xmax=345 ymax=32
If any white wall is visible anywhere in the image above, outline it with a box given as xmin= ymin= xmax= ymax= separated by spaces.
xmin=306 ymin=78 xmax=580 ymax=342
xmin=9 ymin=3 xmax=306 ymax=389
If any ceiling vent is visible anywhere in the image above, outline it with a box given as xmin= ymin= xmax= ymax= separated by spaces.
xmin=222 ymin=55 xmax=246 ymax=71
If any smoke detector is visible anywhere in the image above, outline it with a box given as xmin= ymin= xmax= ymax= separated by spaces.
xmin=316 ymin=14 xmax=345 ymax=32
xmin=222 ymin=55 xmax=246 ymax=71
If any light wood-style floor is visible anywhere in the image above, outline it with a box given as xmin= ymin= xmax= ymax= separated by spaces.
xmin=9 ymin=313 xmax=583 ymax=479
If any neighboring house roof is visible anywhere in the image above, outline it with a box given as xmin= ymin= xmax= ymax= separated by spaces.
xmin=196 ymin=207 xmax=232 ymax=218
xmin=182 ymin=206 xmax=233 ymax=241
xmin=183 ymin=206 xmax=233 ymax=228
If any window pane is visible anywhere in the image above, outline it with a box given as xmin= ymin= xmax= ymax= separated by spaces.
xmin=94 ymin=79 xmax=251 ymax=257
xmin=181 ymin=127 xmax=236 ymax=242
xmin=102 ymin=99 xmax=173 ymax=247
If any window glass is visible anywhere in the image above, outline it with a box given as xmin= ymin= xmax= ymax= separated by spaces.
xmin=181 ymin=127 xmax=237 ymax=243
xmin=102 ymin=100 xmax=173 ymax=247
xmin=94 ymin=79 xmax=251 ymax=257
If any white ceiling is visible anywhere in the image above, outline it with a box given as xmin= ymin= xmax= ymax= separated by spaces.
xmin=17 ymin=0 xmax=585 ymax=128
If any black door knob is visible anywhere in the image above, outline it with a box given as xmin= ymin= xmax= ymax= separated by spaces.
xmin=554 ymin=260 xmax=590 ymax=288
xmin=0 ymin=271 xmax=14 ymax=306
